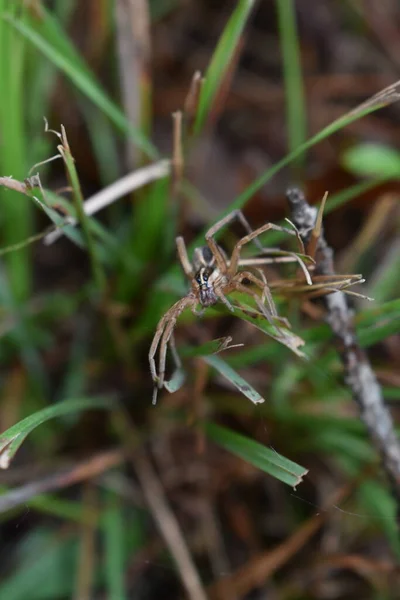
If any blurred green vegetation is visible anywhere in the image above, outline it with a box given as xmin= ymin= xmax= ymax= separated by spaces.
xmin=0 ymin=1 xmax=399 ymax=598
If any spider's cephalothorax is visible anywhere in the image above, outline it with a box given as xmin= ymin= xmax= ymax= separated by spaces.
xmin=192 ymin=245 xmax=222 ymax=307
xmin=194 ymin=266 xmax=218 ymax=307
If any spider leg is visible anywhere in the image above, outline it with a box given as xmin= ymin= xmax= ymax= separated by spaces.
xmin=228 ymin=222 xmax=296 ymax=277
xmin=233 ymin=269 xmax=290 ymax=327
xmin=232 ymin=280 xmax=290 ymax=334
xmin=149 ymin=294 xmax=196 ymax=401
xmin=157 ymin=317 xmax=179 ymax=392
xmin=204 ymin=209 xmax=266 ymax=274
xmin=192 ymin=305 xmax=205 ymax=317
xmin=215 ymin=289 xmax=235 ymax=312
xmin=176 ymin=236 xmax=194 ymax=278
xmin=234 ymin=269 xmax=278 ymax=318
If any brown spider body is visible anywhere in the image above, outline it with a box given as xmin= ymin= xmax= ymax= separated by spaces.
xmin=149 ymin=210 xmax=310 ymax=404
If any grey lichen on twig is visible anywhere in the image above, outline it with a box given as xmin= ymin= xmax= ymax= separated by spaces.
xmin=286 ymin=187 xmax=400 ymax=518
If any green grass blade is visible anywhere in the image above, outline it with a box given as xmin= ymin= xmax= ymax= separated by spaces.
xmin=203 ymin=354 xmax=265 ymax=405
xmin=60 ymin=127 xmax=105 ymax=291
xmin=0 ymin=397 xmax=114 ymax=469
xmin=103 ymin=495 xmax=127 ymax=600
xmin=5 ymin=12 xmax=158 ymax=159
xmin=0 ymin=532 xmax=78 ymax=600
xmin=194 ymin=0 xmax=255 ymax=134
xmin=205 ymin=422 xmax=308 ymax=487
xmin=227 ymin=105 xmax=392 ymax=218
xmin=276 ymin=0 xmax=306 ymax=163
xmin=0 ymin=3 xmax=30 ymax=300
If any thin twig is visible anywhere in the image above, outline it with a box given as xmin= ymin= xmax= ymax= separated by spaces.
xmin=132 ymin=448 xmax=208 ymax=600
xmin=286 ymin=187 xmax=400 ymax=519
xmin=44 ymin=160 xmax=170 ymax=244
xmin=0 ymin=449 xmax=123 ymax=513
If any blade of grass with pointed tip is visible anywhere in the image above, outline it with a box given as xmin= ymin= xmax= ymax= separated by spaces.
xmin=59 ymin=127 xmax=105 ymax=291
xmin=0 ymin=397 xmax=114 ymax=469
xmin=205 ymin=422 xmax=308 ymax=487
xmin=5 ymin=11 xmax=158 ymax=159
xmin=203 ymin=354 xmax=265 ymax=405
xmin=229 ymin=303 xmax=305 ymax=357
xmin=194 ymin=0 xmax=255 ymax=134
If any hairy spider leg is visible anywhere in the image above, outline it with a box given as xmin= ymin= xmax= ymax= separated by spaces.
xmin=176 ymin=236 xmax=194 ymax=278
xmin=205 ymin=209 xmax=270 ymax=253
xmin=149 ymin=294 xmax=196 ymax=387
xmin=228 ymin=222 xmax=297 ymax=277
xmin=157 ymin=317 xmax=179 ymax=391
xmin=204 ymin=210 xmax=263 ymax=274
xmin=154 ymin=294 xmax=201 ymax=404
xmin=214 ymin=285 xmax=235 ymax=312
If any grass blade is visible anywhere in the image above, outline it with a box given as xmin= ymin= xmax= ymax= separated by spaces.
xmin=205 ymin=422 xmax=308 ymax=487
xmin=58 ymin=126 xmax=105 ymax=291
xmin=5 ymin=11 xmax=158 ymax=159
xmin=276 ymin=0 xmax=306 ymax=163
xmin=0 ymin=2 xmax=30 ymax=300
xmin=203 ymin=354 xmax=265 ymax=405
xmin=0 ymin=397 xmax=114 ymax=469
xmin=103 ymin=494 xmax=127 ymax=600
xmin=194 ymin=0 xmax=255 ymax=134
xmin=0 ymin=532 xmax=78 ymax=600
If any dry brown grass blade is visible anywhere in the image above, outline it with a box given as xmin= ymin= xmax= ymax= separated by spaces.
xmin=307 ymin=191 xmax=328 ymax=260
xmin=184 ymin=71 xmax=204 ymax=134
xmin=339 ymin=193 xmax=398 ymax=273
xmin=114 ymin=0 xmax=151 ymax=166
xmin=172 ymin=110 xmax=184 ymax=191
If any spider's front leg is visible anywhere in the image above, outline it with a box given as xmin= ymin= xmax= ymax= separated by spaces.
xmin=149 ymin=294 xmax=196 ymax=404
xmin=176 ymin=236 xmax=194 ymax=279
xmin=228 ymin=222 xmax=297 ymax=277
xmin=204 ymin=209 xmax=268 ymax=276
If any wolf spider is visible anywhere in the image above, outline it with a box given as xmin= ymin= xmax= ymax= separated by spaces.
xmin=149 ymin=210 xmax=310 ymax=404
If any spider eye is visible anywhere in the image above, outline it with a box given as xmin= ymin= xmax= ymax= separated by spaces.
xmin=203 ymin=273 xmax=208 ymax=282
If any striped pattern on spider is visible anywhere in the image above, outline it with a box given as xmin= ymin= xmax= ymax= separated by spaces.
xmin=149 ymin=209 xmax=310 ymax=404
